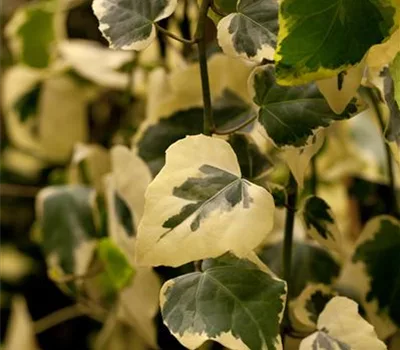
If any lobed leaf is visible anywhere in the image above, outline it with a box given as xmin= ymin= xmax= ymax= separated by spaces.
xmin=300 ymin=296 xmax=387 ymax=350
xmin=160 ymin=253 xmax=286 ymax=350
xmin=136 ymin=134 xmax=275 ymax=267
xmin=92 ymin=0 xmax=178 ymax=51
xmin=275 ymin=0 xmax=398 ymax=85
xmin=339 ymin=215 xmax=400 ymax=338
xmin=250 ymin=65 xmax=359 ymax=148
xmin=217 ymin=0 xmax=279 ymax=62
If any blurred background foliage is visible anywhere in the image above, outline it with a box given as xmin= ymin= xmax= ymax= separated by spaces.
xmin=0 ymin=0 xmax=399 ymax=349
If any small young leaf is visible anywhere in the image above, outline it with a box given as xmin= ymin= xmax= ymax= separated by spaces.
xmin=97 ymin=238 xmax=135 ymax=291
xmin=302 ymin=196 xmax=344 ymax=259
xmin=299 ymin=297 xmax=387 ymax=350
xmin=217 ymin=0 xmax=279 ymax=61
xmin=160 ymin=253 xmax=286 ymax=350
xmin=92 ymin=0 xmax=178 ymax=51
xmin=136 ymin=135 xmax=275 ymax=267
xmin=250 ymin=65 xmax=359 ymax=147
xmin=275 ymin=0 xmax=398 ymax=85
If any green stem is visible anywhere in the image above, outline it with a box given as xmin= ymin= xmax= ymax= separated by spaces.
xmin=34 ymin=305 xmax=85 ymax=334
xmin=281 ymin=172 xmax=298 ymax=337
xmin=195 ymin=0 xmax=214 ymax=136
xmin=214 ymin=114 xmax=258 ymax=135
xmin=364 ymin=87 xmax=398 ymax=215
xmin=155 ymin=23 xmax=199 ymax=45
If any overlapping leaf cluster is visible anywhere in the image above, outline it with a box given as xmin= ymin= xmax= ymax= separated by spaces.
xmin=2 ymin=0 xmax=400 ymax=349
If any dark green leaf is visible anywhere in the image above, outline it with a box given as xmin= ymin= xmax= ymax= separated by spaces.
xmin=252 ymin=65 xmax=358 ymax=147
xmin=276 ymin=0 xmax=396 ymax=84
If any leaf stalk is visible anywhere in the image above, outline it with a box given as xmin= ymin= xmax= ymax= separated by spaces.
xmin=195 ymin=0 xmax=215 ymax=136
xmin=363 ymin=87 xmax=398 ymax=215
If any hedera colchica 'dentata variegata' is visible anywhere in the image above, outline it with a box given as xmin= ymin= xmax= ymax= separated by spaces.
xmin=3 ymin=0 xmax=397 ymax=348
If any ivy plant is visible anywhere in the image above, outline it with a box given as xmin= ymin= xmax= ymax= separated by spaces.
xmin=2 ymin=0 xmax=400 ymax=349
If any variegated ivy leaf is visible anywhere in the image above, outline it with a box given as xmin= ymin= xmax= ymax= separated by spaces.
xmin=290 ymin=284 xmax=336 ymax=333
xmin=275 ymin=0 xmax=398 ymax=85
xmin=302 ymin=196 xmax=344 ymax=260
xmin=300 ymin=297 xmax=387 ymax=350
xmin=104 ymin=146 xmax=165 ymax=348
xmin=36 ymin=185 xmax=104 ymax=278
xmin=279 ymin=132 xmax=325 ymax=188
xmin=136 ymin=135 xmax=275 ymax=267
xmin=160 ymin=253 xmax=287 ymax=350
xmin=316 ymin=63 xmax=365 ymax=114
xmin=259 ymin=240 xmax=340 ymax=298
xmin=59 ymin=40 xmax=134 ymax=89
xmin=105 ymin=145 xmax=152 ymax=261
xmin=217 ymin=0 xmax=279 ymax=62
xmin=250 ymin=65 xmax=359 ymax=148
xmin=339 ymin=216 xmax=400 ymax=338
xmin=3 ymin=67 xmax=92 ymax=163
xmin=92 ymin=0 xmax=178 ymax=51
